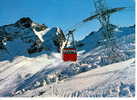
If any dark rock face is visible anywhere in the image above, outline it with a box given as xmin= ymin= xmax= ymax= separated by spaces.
xmin=16 ymin=17 xmax=33 ymax=28
xmin=27 ymin=39 xmax=43 ymax=54
xmin=34 ymin=24 xmax=47 ymax=32
xmin=54 ymin=28 xmax=66 ymax=50
xmin=28 ymin=27 xmax=66 ymax=54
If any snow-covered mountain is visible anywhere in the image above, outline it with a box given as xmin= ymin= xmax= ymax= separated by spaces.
xmin=0 ymin=17 xmax=66 ymax=61
xmin=0 ymin=18 xmax=135 ymax=97
xmin=77 ymin=25 xmax=135 ymax=52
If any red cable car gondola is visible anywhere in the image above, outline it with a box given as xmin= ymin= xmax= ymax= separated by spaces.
xmin=63 ymin=48 xmax=77 ymax=62
xmin=62 ymin=30 xmax=77 ymax=62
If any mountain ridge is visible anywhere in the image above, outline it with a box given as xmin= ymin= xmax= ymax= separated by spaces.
xmin=0 ymin=17 xmax=135 ymax=61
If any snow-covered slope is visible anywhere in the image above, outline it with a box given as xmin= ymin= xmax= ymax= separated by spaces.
xmin=0 ymin=19 xmax=135 ymax=97
xmin=0 ymin=45 xmax=135 ymax=97
xmin=15 ymin=58 xmax=135 ymax=97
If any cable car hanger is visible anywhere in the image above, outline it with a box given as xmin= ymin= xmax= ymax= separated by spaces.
xmin=62 ymin=29 xmax=77 ymax=62
xmin=64 ymin=29 xmax=76 ymax=48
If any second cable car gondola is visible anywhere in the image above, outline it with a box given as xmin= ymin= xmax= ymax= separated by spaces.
xmin=62 ymin=30 xmax=77 ymax=62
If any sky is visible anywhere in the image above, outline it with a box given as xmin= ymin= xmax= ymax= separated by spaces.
xmin=0 ymin=0 xmax=135 ymax=40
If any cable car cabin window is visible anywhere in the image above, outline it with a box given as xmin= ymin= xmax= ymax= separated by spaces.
xmin=63 ymin=49 xmax=76 ymax=54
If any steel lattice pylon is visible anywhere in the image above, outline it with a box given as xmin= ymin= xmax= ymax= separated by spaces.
xmin=93 ymin=0 xmax=113 ymax=41
xmin=93 ymin=0 xmax=127 ymax=64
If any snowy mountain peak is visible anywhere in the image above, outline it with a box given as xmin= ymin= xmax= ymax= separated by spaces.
xmin=0 ymin=17 xmax=66 ymax=61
